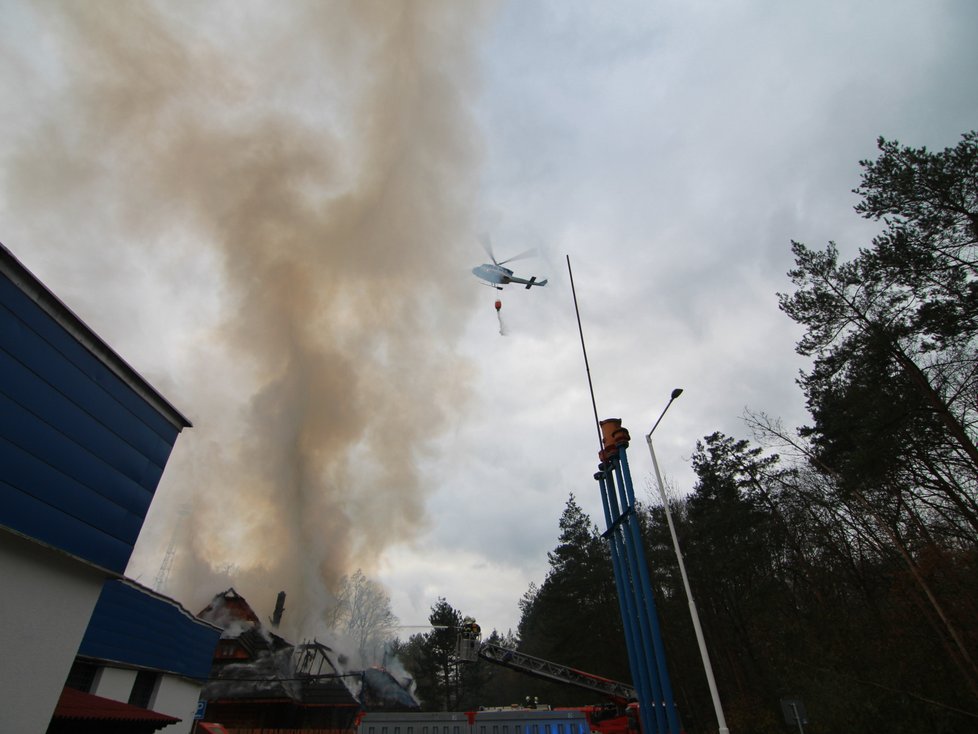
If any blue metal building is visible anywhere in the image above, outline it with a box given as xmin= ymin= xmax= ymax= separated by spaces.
xmin=61 ymin=579 xmax=222 ymax=733
xmin=0 ymin=242 xmax=196 ymax=733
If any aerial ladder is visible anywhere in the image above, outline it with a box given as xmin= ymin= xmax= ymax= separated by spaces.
xmin=457 ymin=618 xmax=641 ymax=734
xmin=474 ymin=641 xmax=636 ymax=705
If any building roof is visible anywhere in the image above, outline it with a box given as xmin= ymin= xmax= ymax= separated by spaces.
xmin=53 ymin=686 xmax=180 ymax=726
xmin=198 ymin=588 xmax=263 ymax=631
xmin=360 ymin=668 xmax=420 ymax=710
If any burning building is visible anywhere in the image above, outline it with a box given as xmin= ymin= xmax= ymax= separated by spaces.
xmin=197 ymin=589 xmax=418 ymax=731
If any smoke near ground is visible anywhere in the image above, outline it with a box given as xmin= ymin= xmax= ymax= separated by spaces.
xmin=0 ymin=0 xmax=493 ymax=636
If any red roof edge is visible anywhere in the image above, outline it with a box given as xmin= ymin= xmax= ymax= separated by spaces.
xmin=54 ymin=687 xmax=181 ymax=724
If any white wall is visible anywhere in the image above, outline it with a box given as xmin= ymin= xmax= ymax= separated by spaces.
xmin=93 ymin=665 xmax=137 ymax=701
xmin=84 ymin=661 xmax=204 ymax=734
xmin=154 ymin=675 xmax=206 ymax=734
xmin=0 ymin=530 xmax=106 ymax=734
xmin=94 ymin=666 xmax=204 ymax=733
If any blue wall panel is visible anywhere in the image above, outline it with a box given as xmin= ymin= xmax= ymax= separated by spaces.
xmin=79 ymin=580 xmax=221 ymax=681
xmin=0 ymin=296 xmax=178 ymax=465
xmin=0 ymin=392 xmax=162 ymax=518
xmin=2 ymin=436 xmax=145 ymax=544
xmin=0 ymin=478 xmax=135 ymax=571
xmin=0 ymin=278 xmax=179 ymax=442
xmin=0 ymin=267 xmax=185 ymax=573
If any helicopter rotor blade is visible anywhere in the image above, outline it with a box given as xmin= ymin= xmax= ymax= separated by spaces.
xmin=479 ymin=234 xmax=498 ymax=265
xmin=497 ymin=247 xmax=538 ymax=266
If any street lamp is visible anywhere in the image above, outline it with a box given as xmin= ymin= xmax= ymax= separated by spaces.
xmin=646 ymin=389 xmax=730 ymax=734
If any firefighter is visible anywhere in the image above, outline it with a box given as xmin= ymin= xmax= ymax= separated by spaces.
xmin=461 ymin=616 xmax=481 ymax=639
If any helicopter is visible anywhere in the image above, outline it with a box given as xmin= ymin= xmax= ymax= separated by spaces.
xmin=472 ymin=240 xmax=548 ymax=290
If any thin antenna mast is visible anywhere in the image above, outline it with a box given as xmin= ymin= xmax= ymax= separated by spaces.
xmin=566 ymin=255 xmax=603 ymax=451
xmin=154 ymin=503 xmax=190 ymax=592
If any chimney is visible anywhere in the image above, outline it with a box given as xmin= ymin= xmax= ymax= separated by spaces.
xmin=271 ymin=591 xmax=286 ymax=627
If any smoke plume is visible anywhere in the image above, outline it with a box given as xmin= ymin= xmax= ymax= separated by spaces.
xmin=0 ymin=0 xmax=493 ymax=635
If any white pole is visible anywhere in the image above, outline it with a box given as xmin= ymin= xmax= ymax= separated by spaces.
xmin=790 ymin=703 xmax=805 ymax=734
xmin=647 ymin=407 xmax=729 ymax=734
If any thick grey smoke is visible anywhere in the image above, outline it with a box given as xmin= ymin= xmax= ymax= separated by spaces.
xmin=0 ymin=0 xmax=493 ymax=634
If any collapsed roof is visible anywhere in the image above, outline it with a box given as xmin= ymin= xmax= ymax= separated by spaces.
xmin=196 ymin=589 xmax=418 ymax=711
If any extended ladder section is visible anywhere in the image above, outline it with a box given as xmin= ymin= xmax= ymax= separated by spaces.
xmin=477 ymin=643 xmax=637 ymax=704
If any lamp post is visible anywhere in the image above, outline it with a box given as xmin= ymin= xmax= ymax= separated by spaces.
xmin=646 ymin=389 xmax=729 ymax=734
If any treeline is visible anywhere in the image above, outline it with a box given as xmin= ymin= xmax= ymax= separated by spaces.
xmin=397 ymin=132 xmax=978 ymax=733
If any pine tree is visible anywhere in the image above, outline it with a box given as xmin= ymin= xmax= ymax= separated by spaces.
xmin=517 ymin=494 xmax=628 ymax=703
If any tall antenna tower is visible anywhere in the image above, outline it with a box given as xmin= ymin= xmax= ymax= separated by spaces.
xmin=154 ymin=503 xmax=191 ymax=593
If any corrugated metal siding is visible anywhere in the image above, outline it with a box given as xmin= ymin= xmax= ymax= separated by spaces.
xmin=0 ymin=269 xmax=180 ymax=573
xmin=79 ymin=580 xmax=222 ymax=680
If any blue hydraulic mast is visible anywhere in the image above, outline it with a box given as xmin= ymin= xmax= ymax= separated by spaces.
xmin=596 ymin=420 xmax=682 ymax=734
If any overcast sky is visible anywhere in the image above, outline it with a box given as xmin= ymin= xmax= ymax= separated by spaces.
xmin=2 ymin=0 xmax=977 ymax=641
